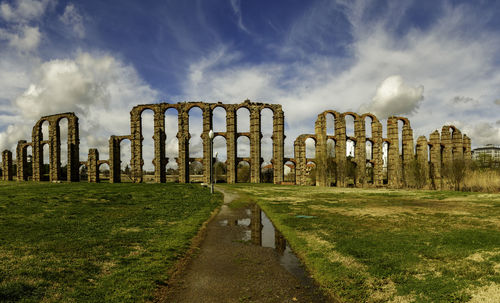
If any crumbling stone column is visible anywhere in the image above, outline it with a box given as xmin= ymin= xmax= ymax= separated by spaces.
xmin=463 ymin=135 xmax=472 ymax=161
xmin=371 ymin=119 xmax=384 ymax=187
xmin=48 ymin=119 xmax=61 ymax=182
xmin=416 ymin=136 xmax=430 ymax=188
xmin=354 ymin=116 xmax=366 ymax=187
xmin=429 ymin=130 xmax=442 ymax=189
xmin=177 ymin=105 xmax=190 ymax=183
xmin=272 ymin=107 xmax=285 ymax=184
xmin=452 ymin=129 xmax=463 ymax=160
xmin=66 ymin=115 xmax=80 ymax=182
xmin=387 ymin=117 xmax=401 ymax=188
xmin=402 ymin=121 xmax=414 ymax=186
xmin=154 ymin=109 xmax=166 ymax=183
xmin=16 ymin=140 xmax=28 ymax=181
xmin=335 ymin=115 xmax=346 ymax=187
xmin=31 ymin=121 xmax=43 ymax=181
xmin=226 ymin=105 xmax=237 ymax=184
xmin=108 ymin=136 xmax=123 ymax=183
xmin=250 ymin=106 xmax=261 ymax=183
xmin=88 ymin=148 xmax=99 ymax=183
xmin=130 ymin=109 xmax=143 ymax=183
xmin=2 ymin=150 xmax=13 ymax=181
xmin=202 ymin=106 xmax=212 ymax=184
xmin=314 ymin=114 xmax=327 ymax=187
xmin=294 ymin=135 xmax=307 ymax=186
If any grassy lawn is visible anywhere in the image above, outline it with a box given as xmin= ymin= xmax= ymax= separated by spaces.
xmin=223 ymin=184 xmax=500 ymax=303
xmin=0 ymin=182 xmax=221 ymax=302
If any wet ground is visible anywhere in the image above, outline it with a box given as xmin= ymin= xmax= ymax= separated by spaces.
xmin=158 ymin=187 xmax=331 ymax=303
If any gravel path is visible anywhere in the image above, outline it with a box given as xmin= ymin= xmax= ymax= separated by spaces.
xmin=158 ymin=187 xmax=331 ymax=303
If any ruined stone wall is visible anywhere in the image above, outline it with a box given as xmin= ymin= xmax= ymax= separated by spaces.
xmin=8 ymin=101 xmax=471 ymax=189
xmin=294 ymin=110 xmax=471 ymax=189
xmin=2 ymin=150 xmax=13 ymax=181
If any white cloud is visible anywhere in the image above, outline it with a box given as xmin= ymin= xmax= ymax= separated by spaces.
xmin=359 ymin=75 xmax=424 ymax=119
xmin=0 ymin=25 xmax=41 ymax=51
xmin=0 ymin=52 xmax=158 ymax=159
xmin=463 ymin=122 xmax=500 ymax=146
xmin=60 ymin=4 xmax=84 ymax=38
xmin=0 ymin=0 xmax=52 ymax=23
xmin=229 ymin=0 xmax=249 ymax=33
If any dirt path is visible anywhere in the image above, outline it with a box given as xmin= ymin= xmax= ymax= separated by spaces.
xmin=158 ymin=186 xmax=330 ymax=303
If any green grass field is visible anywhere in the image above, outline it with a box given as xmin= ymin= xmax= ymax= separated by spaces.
xmin=0 ymin=182 xmax=221 ymax=302
xmin=223 ymin=184 xmax=500 ymax=303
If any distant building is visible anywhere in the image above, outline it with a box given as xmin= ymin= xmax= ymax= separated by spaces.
xmin=472 ymin=144 xmax=500 ymax=161
xmin=472 ymin=144 xmax=500 ymax=168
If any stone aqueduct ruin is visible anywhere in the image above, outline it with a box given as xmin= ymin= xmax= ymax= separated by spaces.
xmin=2 ymin=100 xmax=471 ymax=189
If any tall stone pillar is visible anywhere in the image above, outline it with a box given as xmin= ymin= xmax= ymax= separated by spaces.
xmin=429 ymin=130 xmax=442 ymax=189
xmin=88 ymin=148 xmax=99 ymax=183
xmin=67 ymin=116 xmax=80 ymax=182
xmin=294 ymin=136 xmax=307 ymax=185
xmin=335 ymin=116 xmax=346 ymax=187
xmin=109 ymin=136 xmax=121 ymax=183
xmin=371 ymin=120 xmax=384 ymax=187
xmin=440 ymin=127 xmax=453 ymax=167
xmin=272 ymin=108 xmax=285 ymax=184
xmin=452 ymin=129 xmax=463 ymax=160
xmin=177 ymin=105 xmax=190 ymax=183
xmin=315 ymin=114 xmax=327 ymax=187
xmin=416 ymin=136 xmax=430 ymax=188
xmin=49 ymin=120 xmax=61 ymax=182
xmin=202 ymin=106 xmax=212 ymax=184
xmin=154 ymin=110 xmax=166 ymax=183
xmin=2 ymin=150 xmax=13 ymax=181
xmin=130 ymin=109 xmax=143 ymax=183
xmin=402 ymin=123 xmax=414 ymax=186
xmin=16 ymin=140 xmax=28 ymax=181
xmin=463 ymin=135 xmax=472 ymax=161
xmin=387 ymin=117 xmax=401 ymax=188
xmin=354 ymin=117 xmax=366 ymax=187
xmin=250 ymin=106 xmax=261 ymax=183
xmin=226 ymin=106 xmax=237 ymax=184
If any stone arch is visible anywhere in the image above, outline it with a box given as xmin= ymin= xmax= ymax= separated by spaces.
xmin=366 ymin=139 xmax=373 ymax=160
xmin=236 ymin=160 xmax=250 ymax=183
xmin=140 ymin=108 xmax=155 ymax=178
xmin=283 ymin=160 xmax=296 ymax=184
xmin=79 ymin=162 xmax=88 ymax=182
xmin=165 ymin=107 xmax=179 ymax=179
xmin=97 ymin=161 xmax=110 ymax=182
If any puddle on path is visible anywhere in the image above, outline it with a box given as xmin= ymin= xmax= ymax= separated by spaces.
xmin=236 ymin=204 xmax=318 ymax=287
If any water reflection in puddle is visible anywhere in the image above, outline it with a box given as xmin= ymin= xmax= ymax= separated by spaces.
xmin=243 ymin=204 xmax=315 ymax=286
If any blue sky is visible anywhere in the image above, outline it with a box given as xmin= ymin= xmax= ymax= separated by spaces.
xmin=1 ymin=0 xmax=500 ymax=169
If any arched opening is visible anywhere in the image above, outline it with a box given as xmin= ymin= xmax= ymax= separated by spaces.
xmin=237 ymin=135 xmax=250 ymax=158
xmin=189 ymin=160 xmax=203 ymax=182
xmin=261 ymin=136 xmax=273 ymax=183
xmin=165 ymin=108 xmax=179 ymax=181
xmin=366 ymin=140 xmax=373 ymax=160
xmin=326 ymin=139 xmax=336 ymax=186
xmin=98 ymin=163 xmax=110 ymax=182
xmin=306 ymin=161 xmax=316 ymax=186
xmin=213 ymin=135 xmax=227 ymax=183
xmin=398 ymin=120 xmax=404 ymax=155
xmin=59 ymin=118 xmax=68 ymax=181
xmin=305 ymin=138 xmax=316 ymax=159
xmin=365 ymin=116 xmax=373 ymax=138
xmin=345 ymin=115 xmax=355 ymax=137
xmin=261 ymin=162 xmax=273 ymax=183
xmin=141 ymin=109 xmax=155 ymax=181
xmin=188 ymin=107 xmax=203 ymax=159
xmin=365 ymin=162 xmax=374 ymax=184
xmin=25 ymin=145 xmax=33 ymax=180
xmin=41 ymin=120 xmax=49 ymax=141
xmin=261 ymin=108 xmax=273 ymax=175
xmin=237 ymin=160 xmax=250 ymax=183
xmin=42 ymin=143 xmax=49 ymax=181
xmin=79 ymin=163 xmax=88 ymax=182
xmin=326 ymin=113 xmax=335 ymax=136
xmin=236 ymin=107 xmax=250 ymax=133
xmin=283 ymin=161 xmax=296 ymax=184
xmin=120 ymin=139 xmax=132 ymax=182
xmin=347 ymin=139 xmax=355 ymax=158
xmin=382 ymin=141 xmax=389 ymax=184
xmin=212 ymin=106 xmax=226 ymax=132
